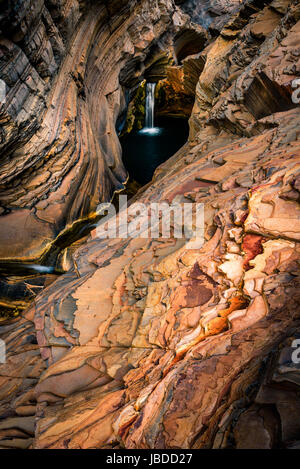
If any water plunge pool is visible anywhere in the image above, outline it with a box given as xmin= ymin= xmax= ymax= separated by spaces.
xmin=120 ymin=116 xmax=189 ymax=185
xmin=120 ymin=82 xmax=189 ymax=185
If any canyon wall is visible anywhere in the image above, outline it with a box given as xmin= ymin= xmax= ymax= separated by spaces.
xmin=0 ymin=0 xmax=191 ymax=262
xmin=0 ymin=0 xmax=299 ymax=450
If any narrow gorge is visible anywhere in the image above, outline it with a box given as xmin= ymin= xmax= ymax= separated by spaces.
xmin=0 ymin=0 xmax=299 ymax=451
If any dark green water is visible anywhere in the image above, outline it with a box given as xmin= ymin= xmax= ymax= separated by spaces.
xmin=120 ymin=117 xmax=189 ymax=185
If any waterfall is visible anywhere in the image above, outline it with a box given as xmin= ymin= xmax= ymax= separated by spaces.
xmin=145 ymin=82 xmax=156 ymax=129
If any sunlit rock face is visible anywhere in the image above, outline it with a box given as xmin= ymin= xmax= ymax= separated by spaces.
xmin=0 ymin=0 xmax=300 ymax=451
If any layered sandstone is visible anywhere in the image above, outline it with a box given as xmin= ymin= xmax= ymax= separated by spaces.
xmin=0 ymin=0 xmax=299 ymax=450
xmin=0 ymin=0 xmax=190 ymax=262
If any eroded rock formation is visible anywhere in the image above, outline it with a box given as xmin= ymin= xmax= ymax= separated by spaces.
xmin=0 ymin=0 xmax=299 ymax=450
xmin=0 ymin=0 xmax=190 ymax=262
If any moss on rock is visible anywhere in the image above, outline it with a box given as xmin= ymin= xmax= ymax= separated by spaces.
xmin=121 ymin=81 xmax=147 ymax=136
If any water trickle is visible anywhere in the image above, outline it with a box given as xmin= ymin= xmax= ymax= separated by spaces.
xmin=145 ymin=82 xmax=156 ymax=129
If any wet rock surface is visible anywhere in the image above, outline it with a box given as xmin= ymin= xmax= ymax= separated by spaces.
xmin=0 ymin=0 xmax=299 ymax=450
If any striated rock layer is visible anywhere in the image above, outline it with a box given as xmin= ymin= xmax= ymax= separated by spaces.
xmin=0 ymin=0 xmax=300 ymax=450
xmin=0 ymin=0 xmax=190 ymax=261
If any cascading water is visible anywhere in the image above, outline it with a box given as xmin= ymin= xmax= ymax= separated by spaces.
xmin=121 ymin=80 xmax=189 ymax=185
xmin=144 ymin=82 xmax=156 ymax=129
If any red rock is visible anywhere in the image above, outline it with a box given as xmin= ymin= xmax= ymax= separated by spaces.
xmin=242 ymin=234 xmax=264 ymax=270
